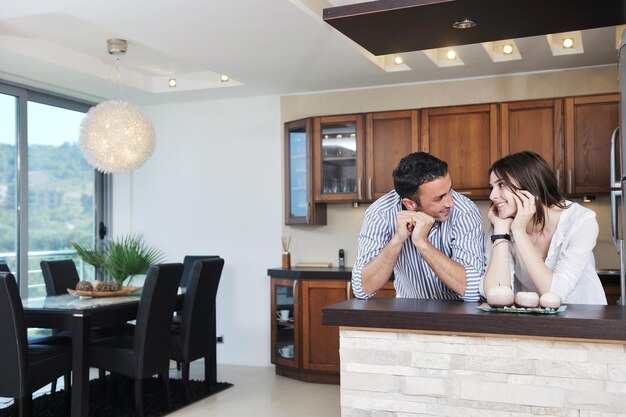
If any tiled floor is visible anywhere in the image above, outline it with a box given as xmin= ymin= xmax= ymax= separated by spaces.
xmin=1 ymin=363 xmax=341 ymax=417
xmin=170 ymin=363 xmax=340 ymax=417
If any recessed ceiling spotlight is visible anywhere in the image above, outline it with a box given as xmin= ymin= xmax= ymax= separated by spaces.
xmin=394 ymin=55 xmax=404 ymax=65
xmin=452 ymin=18 xmax=477 ymax=29
xmin=562 ymin=38 xmax=574 ymax=48
xmin=220 ymin=74 xmax=230 ymax=82
xmin=502 ymin=44 xmax=514 ymax=55
xmin=446 ymin=50 xmax=457 ymax=60
xmin=168 ymin=78 xmax=177 ymax=88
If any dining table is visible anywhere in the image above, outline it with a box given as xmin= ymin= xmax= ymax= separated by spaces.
xmin=22 ymin=290 xmax=218 ymax=417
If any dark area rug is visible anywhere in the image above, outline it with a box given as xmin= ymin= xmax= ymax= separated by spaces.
xmin=0 ymin=376 xmax=233 ymax=417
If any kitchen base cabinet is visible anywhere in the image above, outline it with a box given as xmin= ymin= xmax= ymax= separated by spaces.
xmin=269 ymin=268 xmax=396 ymax=384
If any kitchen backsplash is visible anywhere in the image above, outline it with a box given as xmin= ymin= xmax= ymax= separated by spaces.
xmin=283 ymin=195 xmax=619 ymax=270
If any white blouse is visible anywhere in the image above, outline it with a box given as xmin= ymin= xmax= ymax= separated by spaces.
xmin=483 ymin=202 xmax=607 ymax=305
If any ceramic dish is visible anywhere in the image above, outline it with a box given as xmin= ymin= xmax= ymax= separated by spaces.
xmin=67 ymin=286 xmax=142 ymax=297
xmin=477 ymin=303 xmax=567 ymax=314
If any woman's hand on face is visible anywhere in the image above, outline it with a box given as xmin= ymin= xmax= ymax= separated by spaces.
xmin=488 ymin=204 xmax=513 ymax=233
xmin=510 ymin=190 xmax=536 ymax=234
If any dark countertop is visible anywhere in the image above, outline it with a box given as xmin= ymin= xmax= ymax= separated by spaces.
xmin=268 ymin=267 xmax=352 ymax=280
xmin=322 ymin=298 xmax=626 ymax=343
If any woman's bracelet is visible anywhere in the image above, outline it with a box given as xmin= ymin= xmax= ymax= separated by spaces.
xmin=492 ymin=239 xmax=510 ymax=249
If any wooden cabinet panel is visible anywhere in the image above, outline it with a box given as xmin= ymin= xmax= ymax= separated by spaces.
xmin=365 ymin=110 xmax=419 ymax=200
xmin=421 ymin=104 xmax=498 ymax=199
xmin=313 ymin=114 xmax=365 ymax=202
xmin=300 ymin=280 xmax=348 ymax=372
xmin=284 ymin=118 xmax=326 ymax=225
xmin=500 ymin=99 xmax=563 ymax=186
xmin=564 ymin=94 xmax=620 ymax=195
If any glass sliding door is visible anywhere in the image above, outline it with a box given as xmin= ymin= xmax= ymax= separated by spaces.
xmin=27 ymin=101 xmax=97 ymax=297
xmin=0 ymin=82 xmax=106 ymax=298
xmin=0 ymin=92 xmax=18 ymax=279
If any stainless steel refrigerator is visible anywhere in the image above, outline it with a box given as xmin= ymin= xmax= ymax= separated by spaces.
xmin=610 ymin=30 xmax=626 ymax=306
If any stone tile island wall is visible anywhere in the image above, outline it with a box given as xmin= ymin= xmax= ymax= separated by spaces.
xmin=340 ymin=329 xmax=626 ymax=417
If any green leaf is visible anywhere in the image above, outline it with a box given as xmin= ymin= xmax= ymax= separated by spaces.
xmin=106 ymin=234 xmax=165 ymax=285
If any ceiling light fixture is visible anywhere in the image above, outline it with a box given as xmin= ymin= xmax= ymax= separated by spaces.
xmin=220 ymin=74 xmax=229 ymax=82
xmin=394 ymin=56 xmax=403 ymax=65
xmin=452 ymin=18 xmax=477 ymax=29
xmin=168 ymin=78 xmax=177 ymax=88
xmin=502 ymin=44 xmax=514 ymax=55
xmin=78 ymin=39 xmax=156 ymax=174
xmin=562 ymin=37 xmax=574 ymax=48
xmin=446 ymin=50 xmax=457 ymax=60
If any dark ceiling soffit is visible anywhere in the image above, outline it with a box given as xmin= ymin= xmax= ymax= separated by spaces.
xmin=323 ymin=0 xmax=626 ymax=56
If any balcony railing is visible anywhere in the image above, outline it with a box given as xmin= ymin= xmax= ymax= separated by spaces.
xmin=0 ymin=250 xmax=94 ymax=298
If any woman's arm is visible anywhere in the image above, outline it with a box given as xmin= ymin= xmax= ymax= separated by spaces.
xmin=482 ymin=204 xmax=514 ymax=293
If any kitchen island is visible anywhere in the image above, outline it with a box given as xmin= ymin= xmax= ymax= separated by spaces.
xmin=322 ymin=298 xmax=626 ymax=416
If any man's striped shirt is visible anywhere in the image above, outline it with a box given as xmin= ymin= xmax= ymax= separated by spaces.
xmin=352 ymin=190 xmax=484 ymax=301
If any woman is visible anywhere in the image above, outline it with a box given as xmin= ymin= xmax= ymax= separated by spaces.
xmin=482 ymin=151 xmax=606 ymax=305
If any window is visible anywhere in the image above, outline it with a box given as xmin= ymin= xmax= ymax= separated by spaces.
xmin=0 ymin=82 xmax=109 ymax=298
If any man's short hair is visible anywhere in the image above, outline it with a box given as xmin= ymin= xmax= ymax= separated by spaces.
xmin=392 ymin=152 xmax=448 ymax=199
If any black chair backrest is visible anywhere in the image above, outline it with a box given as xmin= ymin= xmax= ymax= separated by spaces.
xmin=40 ymin=259 xmax=80 ymax=296
xmin=0 ymin=263 xmax=10 ymax=273
xmin=180 ymin=255 xmax=219 ymax=288
xmin=134 ymin=263 xmax=183 ymax=377
xmin=181 ymin=258 xmax=224 ymax=360
xmin=0 ymin=272 xmax=29 ymax=398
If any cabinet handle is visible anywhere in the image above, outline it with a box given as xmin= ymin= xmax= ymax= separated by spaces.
xmin=568 ymin=170 xmax=573 ymax=194
xmin=292 ymin=279 xmax=298 ymax=303
xmin=367 ymin=177 xmax=372 ymax=200
xmin=459 ymin=191 xmax=472 ymax=195
xmin=357 ymin=177 xmax=362 ymax=200
xmin=556 ymin=169 xmax=560 ymax=189
xmin=347 ymin=280 xmax=352 ymax=299
xmin=306 ymin=202 xmax=311 ymax=224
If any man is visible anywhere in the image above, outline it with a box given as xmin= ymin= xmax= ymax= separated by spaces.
xmin=352 ymin=152 xmax=484 ymax=301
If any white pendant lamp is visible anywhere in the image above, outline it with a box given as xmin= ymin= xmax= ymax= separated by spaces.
xmin=79 ymin=39 xmax=156 ymax=174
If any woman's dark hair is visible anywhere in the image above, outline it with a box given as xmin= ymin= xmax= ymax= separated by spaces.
xmin=393 ymin=152 xmax=448 ymax=199
xmin=489 ymin=151 xmax=567 ymax=232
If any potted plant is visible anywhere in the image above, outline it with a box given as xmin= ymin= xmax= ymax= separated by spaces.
xmin=72 ymin=234 xmax=165 ymax=286
xmin=106 ymin=234 xmax=165 ymax=286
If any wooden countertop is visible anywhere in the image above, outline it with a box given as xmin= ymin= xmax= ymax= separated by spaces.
xmin=268 ymin=267 xmax=352 ymax=280
xmin=322 ymin=298 xmax=626 ymax=343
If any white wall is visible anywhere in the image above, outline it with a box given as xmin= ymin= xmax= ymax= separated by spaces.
xmin=112 ymin=95 xmax=282 ymax=366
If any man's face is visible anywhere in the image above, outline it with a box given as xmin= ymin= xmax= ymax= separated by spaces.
xmin=405 ymin=174 xmax=455 ymax=222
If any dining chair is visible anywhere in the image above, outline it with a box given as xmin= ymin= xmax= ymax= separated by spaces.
xmin=40 ymin=259 xmax=80 ymax=296
xmin=2 ymin=262 xmax=70 ymax=395
xmin=0 ymin=272 xmax=72 ymax=417
xmin=180 ymin=255 xmax=219 ymax=288
xmin=90 ymin=262 xmax=183 ymax=417
xmin=170 ymin=258 xmax=224 ymax=401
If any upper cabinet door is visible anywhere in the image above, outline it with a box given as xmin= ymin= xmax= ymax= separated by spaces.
xmin=365 ymin=110 xmax=419 ymax=201
xmin=284 ymin=119 xmax=326 ymax=225
xmin=500 ymin=99 xmax=564 ymax=189
xmin=564 ymin=94 xmax=620 ymax=195
xmin=420 ymin=104 xmax=498 ymax=199
xmin=313 ymin=114 xmax=365 ymax=202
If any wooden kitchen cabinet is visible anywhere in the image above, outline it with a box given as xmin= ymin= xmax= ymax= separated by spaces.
xmin=284 ymin=118 xmax=327 ymax=225
xmin=365 ymin=110 xmax=419 ymax=200
xmin=270 ymin=273 xmax=396 ymax=384
xmin=420 ymin=104 xmax=498 ymax=199
xmin=564 ymin=94 xmax=620 ymax=195
xmin=313 ymin=114 xmax=365 ymax=202
xmin=500 ymin=99 xmax=564 ymax=186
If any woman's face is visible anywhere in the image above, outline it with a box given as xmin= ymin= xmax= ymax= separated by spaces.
xmin=489 ymin=171 xmax=518 ymax=218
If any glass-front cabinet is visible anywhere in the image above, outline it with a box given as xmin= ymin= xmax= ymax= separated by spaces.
xmin=314 ymin=114 xmax=364 ymax=202
xmin=271 ymin=278 xmax=298 ymax=366
xmin=284 ymin=119 xmax=326 ymax=225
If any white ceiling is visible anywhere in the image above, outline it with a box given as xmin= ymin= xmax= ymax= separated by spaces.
xmin=0 ymin=0 xmax=621 ymax=106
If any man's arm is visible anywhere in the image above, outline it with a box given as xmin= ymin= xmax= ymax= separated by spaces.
xmin=411 ymin=212 xmax=467 ymax=296
xmin=360 ymin=235 xmax=404 ymax=296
